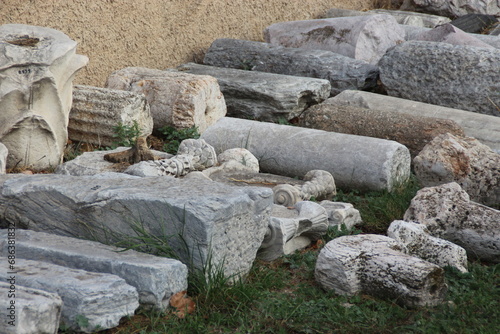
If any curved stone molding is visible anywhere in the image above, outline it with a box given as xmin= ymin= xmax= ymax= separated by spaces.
xmin=0 ymin=24 xmax=88 ymax=171
xmin=177 ymin=138 xmax=217 ymax=170
xmin=301 ymin=170 xmax=336 ymax=200
xmin=272 ymin=184 xmax=302 ymax=207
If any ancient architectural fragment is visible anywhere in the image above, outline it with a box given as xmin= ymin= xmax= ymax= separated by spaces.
xmin=379 ymin=41 xmax=500 ymax=116
xmin=413 ymin=133 xmax=500 ymax=207
xmin=204 ymin=38 xmax=379 ymax=96
xmin=0 ymin=24 xmax=88 ymax=170
xmin=105 ymin=67 xmax=226 ymax=133
xmin=175 ymin=63 xmax=330 ymax=122
xmin=69 ymin=85 xmax=153 ymax=147
xmin=201 ymin=117 xmax=411 ymax=192
xmin=387 ymin=220 xmax=468 ymax=273
xmin=298 ymin=102 xmax=464 ymax=158
xmin=319 ymin=200 xmax=362 ymax=230
xmin=264 ymin=15 xmax=405 ymax=65
xmin=404 ymin=182 xmax=500 ymax=263
xmin=315 ymin=234 xmax=447 ymax=308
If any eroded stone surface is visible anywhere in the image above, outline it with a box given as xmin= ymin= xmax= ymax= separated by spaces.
xmin=401 ymin=0 xmax=500 ymax=18
xmin=415 ymin=23 xmax=494 ymax=47
xmin=0 ymin=143 xmax=7 ymax=174
xmin=413 ymin=133 xmax=500 ymax=207
xmin=404 ymin=182 xmax=500 ymax=263
xmin=319 ymin=200 xmax=362 ymax=230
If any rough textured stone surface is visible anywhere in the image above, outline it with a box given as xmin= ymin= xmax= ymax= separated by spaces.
xmin=0 ymin=24 xmax=88 ymax=171
xmin=217 ymin=148 xmax=260 ymax=173
xmin=450 ymin=13 xmax=499 ymax=33
xmin=388 ymin=220 xmax=468 ymax=273
xmin=404 ymin=182 xmax=500 ymax=263
xmin=415 ymin=23 xmax=494 ymax=47
xmin=69 ymin=85 xmax=154 ymax=147
xmin=329 ymin=90 xmax=500 ymax=152
xmin=413 ymin=133 xmax=500 ymax=207
xmin=319 ymin=201 xmax=362 ymax=230
xmin=258 ymin=201 xmax=328 ymax=261
xmin=315 ymin=234 xmax=447 ymax=308
xmin=175 ymin=63 xmax=330 ymax=121
xmin=401 ymin=0 xmax=500 ymax=18
xmin=379 ymin=41 xmax=500 ymax=116
xmin=204 ymin=38 xmax=379 ymax=96
xmin=299 ymin=102 xmax=464 ymax=158
xmin=264 ymin=15 xmax=405 ymax=65
xmin=0 ymin=173 xmax=273 ymax=279
xmin=201 ymin=117 xmax=411 ymax=192
xmin=0 ymin=257 xmax=139 ymax=333
xmin=0 ymin=142 xmax=7 ymax=174
xmin=323 ymin=8 xmax=451 ymax=27
xmin=0 ymin=282 xmax=62 ymax=334
xmin=0 ymin=229 xmax=188 ymax=310
xmin=105 ymin=67 xmax=226 ymax=133
xmin=55 ymin=147 xmax=171 ymax=176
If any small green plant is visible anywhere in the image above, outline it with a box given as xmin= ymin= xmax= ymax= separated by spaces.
xmin=112 ymin=120 xmax=141 ymax=148
xmin=159 ymin=125 xmax=200 ymax=154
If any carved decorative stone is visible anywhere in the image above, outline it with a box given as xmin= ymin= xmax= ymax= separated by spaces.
xmin=0 ymin=24 xmax=88 ymax=170
xmin=69 ymin=85 xmax=154 ymax=147
xmin=388 ymin=220 xmax=468 ymax=273
xmin=404 ymin=182 xmax=500 ymax=263
xmin=315 ymin=234 xmax=447 ymax=308
xmin=217 ymin=148 xmax=259 ymax=173
xmin=105 ymin=67 xmax=226 ymax=133
xmin=258 ymin=201 xmax=328 ymax=261
xmin=319 ymin=201 xmax=362 ymax=230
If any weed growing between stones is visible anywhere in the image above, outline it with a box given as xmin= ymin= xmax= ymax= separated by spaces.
xmin=112 ymin=121 xmax=141 ymax=148
xmin=158 ymin=125 xmax=200 ymax=154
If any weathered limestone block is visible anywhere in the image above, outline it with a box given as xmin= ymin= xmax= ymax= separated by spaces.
xmin=323 ymin=8 xmax=451 ymax=27
xmin=69 ymin=85 xmax=153 ymax=147
xmin=315 ymin=234 xmax=447 ymax=307
xmin=175 ymin=63 xmax=330 ymax=122
xmin=299 ymin=102 xmax=464 ymax=158
xmin=0 ymin=173 xmax=273 ymax=279
xmin=55 ymin=146 xmax=171 ymax=176
xmin=319 ymin=200 xmax=362 ymax=230
xmin=401 ymin=0 xmax=500 ymax=18
xmin=329 ymin=90 xmax=500 ymax=152
xmin=203 ymin=39 xmax=379 ymax=96
xmin=0 ymin=24 xmax=88 ymax=171
xmin=404 ymin=182 xmax=500 ymax=263
xmin=105 ymin=67 xmax=226 ymax=133
xmin=415 ymin=23 xmax=494 ymax=47
xmin=379 ymin=41 xmax=500 ymax=116
xmin=0 ymin=229 xmax=188 ymax=310
xmin=258 ymin=201 xmax=328 ymax=261
xmin=388 ymin=220 xmax=468 ymax=273
xmin=0 ymin=142 xmax=7 ymax=174
xmin=201 ymin=117 xmax=411 ymax=192
xmin=264 ymin=15 xmax=405 ymax=65
xmin=0 ymin=282 xmax=62 ymax=334
xmin=0 ymin=257 xmax=139 ymax=333
xmin=413 ymin=133 xmax=500 ymax=207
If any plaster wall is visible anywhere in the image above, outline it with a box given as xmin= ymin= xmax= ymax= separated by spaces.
xmin=0 ymin=0 xmax=374 ymax=86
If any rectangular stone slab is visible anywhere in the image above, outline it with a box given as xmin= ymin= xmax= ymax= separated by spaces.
xmin=175 ymin=63 xmax=331 ymax=122
xmin=0 ymin=229 xmax=188 ymax=310
xmin=203 ymin=38 xmax=379 ymax=96
xmin=0 ymin=257 xmax=139 ymax=333
xmin=0 ymin=173 xmax=273 ymax=279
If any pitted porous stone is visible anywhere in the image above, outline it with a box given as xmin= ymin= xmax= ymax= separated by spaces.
xmin=315 ymin=234 xmax=447 ymax=308
xmin=379 ymin=41 xmax=500 ymax=116
xmin=388 ymin=220 xmax=468 ymax=273
xmin=105 ymin=66 xmax=226 ymax=133
xmin=413 ymin=133 xmax=500 ymax=207
xmin=0 ymin=282 xmax=62 ymax=334
xmin=217 ymin=148 xmax=259 ymax=173
xmin=404 ymin=182 xmax=500 ymax=263
xmin=319 ymin=200 xmax=362 ymax=230
xmin=0 ymin=257 xmax=139 ymax=333
xmin=264 ymin=15 xmax=405 ymax=65
xmin=0 ymin=229 xmax=188 ymax=310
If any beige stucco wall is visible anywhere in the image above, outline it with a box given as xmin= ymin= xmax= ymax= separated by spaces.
xmin=0 ymin=0 xmax=374 ymax=86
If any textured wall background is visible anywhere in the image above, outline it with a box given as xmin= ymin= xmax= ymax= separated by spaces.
xmin=0 ymin=0 xmax=373 ymax=86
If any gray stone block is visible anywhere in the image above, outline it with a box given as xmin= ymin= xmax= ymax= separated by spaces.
xmin=174 ymin=63 xmax=330 ymax=122
xmin=379 ymin=41 xmax=500 ymax=116
xmin=0 ymin=257 xmax=139 ymax=333
xmin=201 ymin=117 xmax=411 ymax=192
xmin=0 ymin=173 xmax=273 ymax=279
xmin=0 ymin=282 xmax=62 ymax=334
xmin=203 ymin=38 xmax=379 ymax=96
xmin=0 ymin=142 xmax=7 ymax=174
xmin=0 ymin=229 xmax=188 ymax=310
xmin=401 ymin=0 xmax=500 ymax=19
